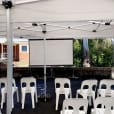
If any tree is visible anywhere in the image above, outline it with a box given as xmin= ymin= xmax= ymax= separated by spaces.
xmin=73 ymin=38 xmax=113 ymax=67
xmin=73 ymin=39 xmax=83 ymax=67
xmin=89 ymin=39 xmax=112 ymax=67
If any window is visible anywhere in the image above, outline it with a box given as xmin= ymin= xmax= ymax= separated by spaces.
xmin=21 ymin=45 xmax=28 ymax=52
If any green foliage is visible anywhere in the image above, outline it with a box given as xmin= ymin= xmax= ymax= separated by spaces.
xmin=73 ymin=39 xmax=83 ymax=67
xmin=89 ymin=39 xmax=113 ymax=67
xmin=73 ymin=39 xmax=113 ymax=67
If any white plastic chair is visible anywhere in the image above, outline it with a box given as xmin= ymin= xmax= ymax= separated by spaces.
xmin=61 ymin=98 xmax=88 ymax=114
xmin=21 ymin=77 xmax=38 ymax=109
xmin=76 ymin=79 xmax=98 ymax=106
xmin=55 ymin=78 xmax=72 ymax=110
xmin=97 ymin=79 xmax=114 ymax=97
xmin=91 ymin=97 xmax=114 ymax=114
xmin=0 ymin=77 xmax=19 ymax=109
xmin=0 ymin=109 xmax=1 ymax=114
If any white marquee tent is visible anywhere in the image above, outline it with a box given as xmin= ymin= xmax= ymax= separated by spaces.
xmin=0 ymin=0 xmax=114 ymax=114
xmin=0 ymin=0 xmax=114 ymax=38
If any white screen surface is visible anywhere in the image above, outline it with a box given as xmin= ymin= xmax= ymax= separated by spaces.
xmin=29 ymin=40 xmax=73 ymax=65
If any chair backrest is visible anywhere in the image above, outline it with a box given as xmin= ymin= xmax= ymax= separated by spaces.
xmin=0 ymin=77 xmax=7 ymax=89
xmin=99 ymin=79 xmax=114 ymax=94
xmin=12 ymin=78 xmax=16 ymax=87
xmin=21 ymin=77 xmax=37 ymax=90
xmin=81 ymin=79 xmax=98 ymax=92
xmin=94 ymin=97 xmax=114 ymax=114
xmin=62 ymin=98 xmax=88 ymax=114
xmin=55 ymin=78 xmax=71 ymax=91
xmin=0 ymin=77 xmax=16 ymax=89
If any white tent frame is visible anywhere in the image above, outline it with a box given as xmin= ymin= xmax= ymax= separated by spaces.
xmin=6 ymin=8 xmax=13 ymax=114
xmin=0 ymin=1 xmax=48 ymax=114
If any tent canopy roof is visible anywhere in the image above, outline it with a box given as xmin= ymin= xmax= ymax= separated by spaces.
xmin=11 ymin=0 xmax=114 ymax=22
xmin=0 ymin=0 xmax=114 ymax=39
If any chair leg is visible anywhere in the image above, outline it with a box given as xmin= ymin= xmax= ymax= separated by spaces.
xmin=22 ymin=92 xmax=25 ymax=109
xmin=88 ymin=96 xmax=92 ymax=106
xmin=70 ymin=90 xmax=72 ymax=98
xmin=3 ymin=93 xmax=6 ymax=103
xmin=35 ymin=91 xmax=38 ymax=103
xmin=92 ymin=94 xmax=95 ymax=106
xmin=76 ymin=92 xmax=79 ymax=98
xmin=16 ymin=90 xmax=19 ymax=103
xmin=97 ymin=92 xmax=99 ymax=97
xmin=12 ymin=93 xmax=14 ymax=109
xmin=31 ymin=92 xmax=35 ymax=109
xmin=56 ymin=93 xmax=59 ymax=110
xmin=0 ymin=109 xmax=2 ymax=114
xmin=1 ymin=92 xmax=5 ymax=109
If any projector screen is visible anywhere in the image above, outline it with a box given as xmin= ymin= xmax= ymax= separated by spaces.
xmin=29 ymin=39 xmax=73 ymax=66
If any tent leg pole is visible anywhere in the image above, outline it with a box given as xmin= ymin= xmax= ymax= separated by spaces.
xmin=6 ymin=8 xmax=13 ymax=114
xmin=112 ymin=38 xmax=114 ymax=66
xmin=83 ymin=38 xmax=89 ymax=59
xmin=1 ymin=44 xmax=3 ymax=59
xmin=43 ymin=38 xmax=47 ymax=102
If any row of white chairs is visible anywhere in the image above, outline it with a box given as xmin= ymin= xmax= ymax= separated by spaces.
xmin=61 ymin=97 xmax=114 ymax=114
xmin=0 ymin=77 xmax=37 ymax=109
xmin=55 ymin=78 xmax=114 ymax=110
xmin=0 ymin=77 xmax=114 ymax=111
